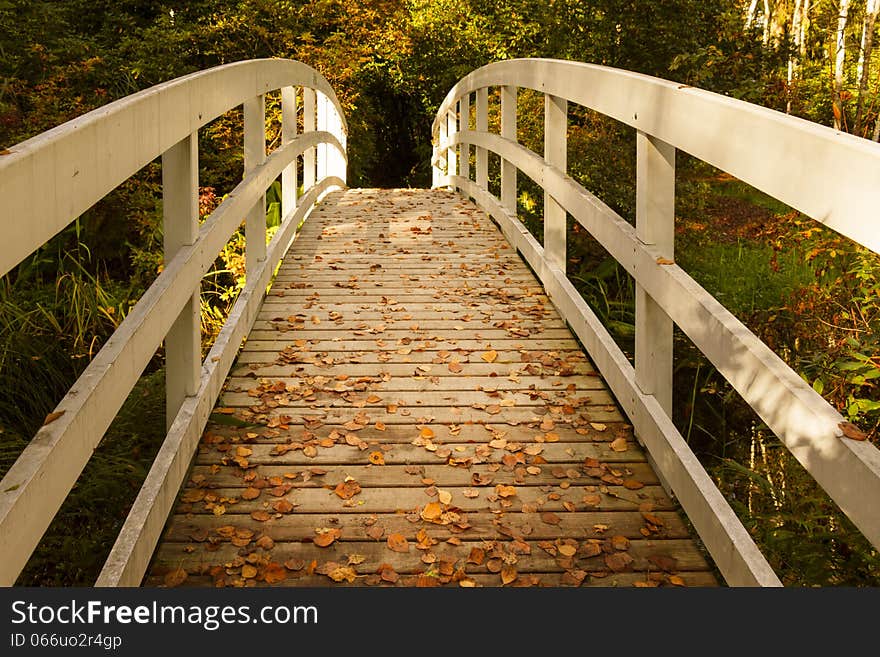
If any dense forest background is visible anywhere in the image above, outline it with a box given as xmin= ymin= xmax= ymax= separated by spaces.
xmin=1 ymin=0 xmax=878 ymax=586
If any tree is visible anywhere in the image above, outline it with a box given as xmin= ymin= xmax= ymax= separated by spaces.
xmin=833 ymin=0 xmax=850 ymax=131
xmin=854 ymin=0 xmax=879 ymax=135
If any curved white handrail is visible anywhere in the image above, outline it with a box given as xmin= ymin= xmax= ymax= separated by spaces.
xmin=0 ymin=59 xmax=347 ymax=586
xmin=433 ymin=58 xmax=880 ymax=255
xmin=432 ymin=58 xmax=880 ymax=586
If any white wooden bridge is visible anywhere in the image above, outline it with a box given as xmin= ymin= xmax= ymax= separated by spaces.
xmin=0 ymin=58 xmax=878 ymax=588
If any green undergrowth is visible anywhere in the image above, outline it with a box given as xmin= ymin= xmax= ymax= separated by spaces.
xmin=14 ymin=371 xmax=166 ymax=586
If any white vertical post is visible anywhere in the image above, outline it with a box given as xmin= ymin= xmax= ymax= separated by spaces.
xmin=436 ymin=117 xmax=448 ymax=188
xmin=635 ymin=131 xmax=675 ymax=416
xmin=544 ymin=94 xmax=567 ymax=271
xmin=501 ymin=85 xmax=517 ymax=214
xmin=281 ymin=86 xmax=298 ymax=219
xmin=447 ymin=106 xmax=457 ymax=178
xmin=303 ymin=87 xmax=316 ymax=191
xmin=476 ymin=87 xmax=489 ymax=189
xmin=331 ymin=102 xmax=346 ymax=183
xmin=316 ymin=92 xmax=328 ymax=181
xmin=459 ymin=94 xmax=470 ymax=181
xmin=162 ymin=134 xmax=200 ymax=431
xmin=243 ymin=95 xmax=266 ymax=273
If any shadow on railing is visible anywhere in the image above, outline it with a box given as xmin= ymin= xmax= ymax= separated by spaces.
xmin=431 ymin=58 xmax=880 ymax=587
xmin=0 ymin=58 xmax=348 ymax=586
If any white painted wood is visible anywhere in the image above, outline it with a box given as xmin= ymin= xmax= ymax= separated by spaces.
xmin=447 ymin=109 xmax=458 ymax=177
xmin=0 ymin=124 xmax=345 ymax=586
xmin=501 ymin=85 xmax=517 ymax=214
xmin=544 ymin=94 xmax=567 ymax=272
xmin=475 ymin=87 xmax=489 ymax=189
xmin=281 ymin=86 xmax=298 ymax=218
xmin=433 ymin=58 xmax=880 ymax=256
xmin=316 ymin=92 xmax=328 ymax=181
xmin=0 ymin=59 xmax=347 ymax=279
xmin=458 ymin=95 xmax=471 ymax=182
xmin=162 ymin=135 xmax=200 ymax=431
xmin=96 ymin=178 xmax=341 ymax=587
xmin=303 ymin=87 xmax=316 ymax=191
xmin=446 ymin=128 xmax=880 ymax=553
xmin=443 ymin=173 xmax=780 ymax=587
xmin=635 ymin=131 xmax=675 ymax=417
xmin=244 ymin=94 xmax=267 ymax=274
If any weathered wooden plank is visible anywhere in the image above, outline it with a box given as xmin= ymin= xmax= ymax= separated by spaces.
xmin=225 ymin=374 xmax=606 ymax=391
xmin=194 ymin=440 xmax=644 ymax=466
xmin=160 ymin=509 xmax=687 ymax=543
xmin=230 ymin=363 xmax=599 ymax=380
xmin=239 ymin=339 xmax=580 ymax=352
xmin=186 ymin=461 xmax=660 ymax=488
xmin=246 ymin=328 xmax=572 ymax=341
xmin=145 ymin=570 xmax=717 ymax=587
xmin=202 ymin=420 xmax=632 ymax=445
xmin=151 ymin=538 xmax=711 ymax=573
xmin=219 ymin=388 xmax=616 ymax=409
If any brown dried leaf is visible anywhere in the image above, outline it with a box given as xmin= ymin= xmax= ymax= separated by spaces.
xmin=241 ymin=487 xmax=261 ymax=501
xmin=263 ymin=563 xmax=287 ymax=584
xmin=611 ymin=535 xmax=630 ymax=551
xmin=43 ymin=410 xmax=66 ymax=426
xmin=334 ymin=480 xmax=362 ymax=500
xmin=273 ymin=499 xmax=295 ymax=514
xmin=541 ymin=512 xmax=561 ymax=526
xmin=387 ymin=533 xmax=410 ymax=553
xmin=448 ymin=361 xmax=463 ymax=373
xmin=605 ymin=552 xmax=634 ymax=572
xmin=251 ymin=510 xmax=272 ymax=522
xmin=609 ymin=437 xmax=628 ymax=452
xmin=467 ymin=547 xmax=486 ymax=565
xmin=314 ymin=528 xmax=341 ymax=547
xmin=839 ymin=421 xmax=868 ymax=441
xmin=501 ymin=564 xmax=518 ymax=585
xmin=163 ymin=568 xmax=188 ymax=588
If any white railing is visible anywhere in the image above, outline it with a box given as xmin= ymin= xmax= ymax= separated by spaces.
xmin=432 ymin=58 xmax=880 ymax=587
xmin=0 ymin=59 xmax=347 ymax=586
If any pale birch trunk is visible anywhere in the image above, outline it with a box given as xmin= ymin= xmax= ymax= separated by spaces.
xmin=833 ymin=0 xmax=850 ymax=131
xmin=746 ymin=0 xmax=760 ymax=30
xmin=855 ymin=0 xmax=879 ymax=134
xmin=788 ymin=0 xmax=804 ymax=114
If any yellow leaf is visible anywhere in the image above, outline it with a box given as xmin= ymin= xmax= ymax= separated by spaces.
xmin=369 ymin=451 xmax=386 ymax=465
xmin=438 ymin=489 xmax=452 ymax=505
xmin=481 ymin=349 xmax=498 ymax=363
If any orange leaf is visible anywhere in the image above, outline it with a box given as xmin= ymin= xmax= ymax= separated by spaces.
xmin=251 ymin=510 xmax=272 ymax=522
xmin=334 ymin=480 xmax=362 ymax=499
xmin=481 ymin=349 xmax=498 ymax=363
xmin=314 ymin=528 xmax=341 ymax=547
xmin=263 ymin=563 xmax=287 ymax=584
xmin=241 ymin=487 xmax=261 ymax=501
xmin=421 ymin=502 xmax=443 ymax=521
xmin=369 ymin=451 xmax=386 ymax=465
xmin=387 ymin=533 xmax=410 ymax=553
xmin=42 ymin=410 xmax=66 ymax=426
xmin=448 ymin=361 xmax=463 ymax=373
xmin=656 ymin=257 xmax=675 ymax=265
xmin=501 ymin=564 xmax=517 ymax=585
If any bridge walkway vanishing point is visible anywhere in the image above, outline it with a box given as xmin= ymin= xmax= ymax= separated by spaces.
xmin=145 ymin=188 xmax=717 ymax=588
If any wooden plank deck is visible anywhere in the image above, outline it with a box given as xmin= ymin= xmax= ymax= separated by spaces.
xmin=145 ymin=188 xmax=718 ymax=588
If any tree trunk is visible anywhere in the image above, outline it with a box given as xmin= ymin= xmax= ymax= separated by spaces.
xmin=833 ymin=0 xmax=850 ymax=131
xmin=855 ymin=0 xmax=879 ymax=135
xmin=746 ymin=0 xmax=760 ymax=30
xmin=763 ymin=0 xmax=772 ymax=45
xmin=800 ymin=0 xmax=811 ymax=60
xmin=788 ymin=0 xmax=804 ymax=114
